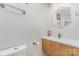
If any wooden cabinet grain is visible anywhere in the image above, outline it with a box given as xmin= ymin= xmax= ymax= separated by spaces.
xmin=42 ymin=39 xmax=79 ymax=56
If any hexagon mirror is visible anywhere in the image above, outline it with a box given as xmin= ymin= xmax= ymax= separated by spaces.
xmin=53 ymin=7 xmax=71 ymax=29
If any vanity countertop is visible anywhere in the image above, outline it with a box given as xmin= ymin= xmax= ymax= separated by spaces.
xmin=42 ymin=36 xmax=79 ymax=48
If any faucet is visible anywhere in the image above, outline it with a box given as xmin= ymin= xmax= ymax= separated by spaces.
xmin=58 ymin=33 xmax=62 ymax=40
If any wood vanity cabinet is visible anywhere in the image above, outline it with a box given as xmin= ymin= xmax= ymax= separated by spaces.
xmin=42 ymin=39 xmax=79 ymax=56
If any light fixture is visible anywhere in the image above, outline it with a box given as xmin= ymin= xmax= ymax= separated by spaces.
xmin=0 ymin=3 xmax=26 ymax=15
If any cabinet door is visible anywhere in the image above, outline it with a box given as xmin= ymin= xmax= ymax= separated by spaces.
xmin=42 ymin=39 xmax=79 ymax=56
xmin=72 ymin=48 xmax=79 ymax=56
xmin=48 ymin=41 xmax=57 ymax=56
xmin=55 ymin=43 xmax=65 ymax=56
xmin=42 ymin=39 xmax=51 ymax=55
xmin=49 ymin=41 xmax=65 ymax=56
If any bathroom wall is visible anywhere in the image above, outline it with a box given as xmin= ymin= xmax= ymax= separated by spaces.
xmin=0 ymin=3 xmax=52 ymax=55
xmin=0 ymin=3 xmax=79 ymax=55
xmin=51 ymin=3 xmax=79 ymax=40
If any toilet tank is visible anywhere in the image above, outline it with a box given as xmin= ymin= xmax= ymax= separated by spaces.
xmin=0 ymin=44 xmax=27 ymax=56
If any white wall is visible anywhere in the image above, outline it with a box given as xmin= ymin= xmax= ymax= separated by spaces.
xmin=0 ymin=3 xmax=79 ymax=55
xmin=51 ymin=3 xmax=79 ymax=40
xmin=0 ymin=3 xmax=52 ymax=55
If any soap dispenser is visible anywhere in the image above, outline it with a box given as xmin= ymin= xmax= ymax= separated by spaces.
xmin=47 ymin=30 xmax=52 ymax=36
